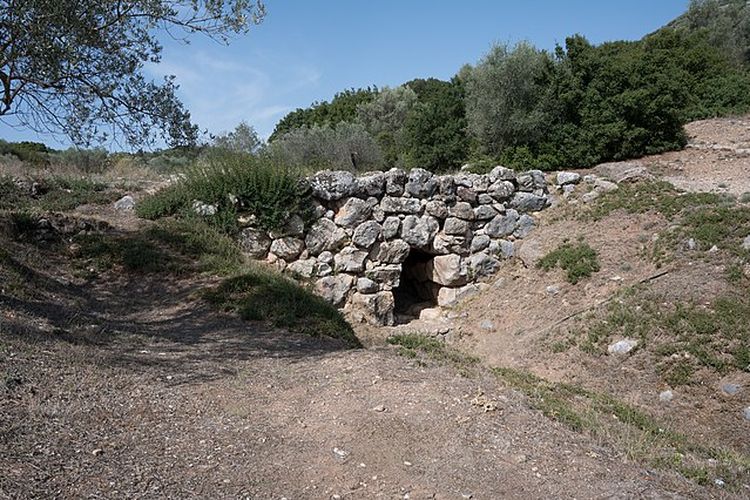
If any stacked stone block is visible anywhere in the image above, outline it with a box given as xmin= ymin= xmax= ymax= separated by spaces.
xmin=238 ymin=167 xmax=551 ymax=325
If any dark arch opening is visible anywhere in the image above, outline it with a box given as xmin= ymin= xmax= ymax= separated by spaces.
xmin=393 ymin=248 xmax=439 ymax=323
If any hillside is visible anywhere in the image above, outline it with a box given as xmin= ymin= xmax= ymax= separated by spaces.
xmin=2 ymin=116 xmax=749 ymax=498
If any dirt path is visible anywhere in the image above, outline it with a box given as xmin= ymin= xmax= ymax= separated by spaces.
xmin=646 ymin=116 xmax=750 ymax=197
xmin=0 ymin=212 xmax=709 ymax=498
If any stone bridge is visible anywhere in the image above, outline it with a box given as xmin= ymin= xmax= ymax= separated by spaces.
xmin=239 ymin=167 xmax=552 ymax=325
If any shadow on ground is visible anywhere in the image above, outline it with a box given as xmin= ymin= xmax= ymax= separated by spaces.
xmin=0 ymin=246 xmax=355 ymax=386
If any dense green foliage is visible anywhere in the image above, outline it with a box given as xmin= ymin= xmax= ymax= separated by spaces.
xmin=1 ymin=1 xmax=266 ymax=148
xmin=0 ymin=140 xmax=52 ymax=165
xmin=267 ymin=0 xmax=750 ymax=172
xmin=356 ymin=86 xmax=418 ymax=168
xmin=402 ymin=78 xmax=470 ymax=171
xmin=136 ymin=151 xmax=312 ymax=234
xmin=538 ymin=239 xmax=600 ymax=284
xmin=269 ymin=88 xmax=378 ymax=142
xmin=266 ymin=122 xmax=382 ymax=172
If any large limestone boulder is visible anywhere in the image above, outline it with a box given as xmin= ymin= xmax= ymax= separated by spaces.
xmin=335 ymin=197 xmax=372 ymax=227
xmin=358 ymin=171 xmax=386 ymax=197
xmin=510 ymin=192 xmax=548 ymax=212
xmin=287 ymin=258 xmax=318 ymax=278
xmin=366 ymin=264 xmax=402 ymax=289
xmin=348 ymin=291 xmax=395 ymax=326
xmin=432 ymin=233 xmax=470 ymax=256
xmin=356 ymin=277 xmax=379 ymax=294
xmin=487 ymin=180 xmax=515 ymax=201
xmin=382 ymin=216 xmax=401 ymax=239
xmin=594 ymin=161 xmax=652 ymax=183
xmin=380 ymin=196 xmax=422 ymax=214
xmin=443 ymin=217 xmax=471 ymax=236
xmin=401 ymin=215 xmax=440 ymax=249
xmin=438 ymin=175 xmax=456 ymax=197
xmin=425 ymin=200 xmax=449 ymax=219
xmin=352 ymin=220 xmax=382 ymax=249
xmin=315 ymin=274 xmax=355 ymax=307
xmin=430 ymin=254 xmax=467 ymax=286
xmin=305 ymin=218 xmax=348 ymax=255
xmin=114 ymin=195 xmax=136 ymax=211
xmin=470 ymin=234 xmax=491 ymax=253
xmin=270 ymin=237 xmax=305 ymax=261
xmin=405 ymin=168 xmax=439 ymax=198
xmin=384 ymin=168 xmax=407 ymax=196
xmin=309 ymin=170 xmax=358 ymax=201
xmin=556 ymin=171 xmax=581 ymax=186
xmin=334 ymin=246 xmax=369 ymax=273
xmin=239 ymin=228 xmax=271 ymax=259
xmin=372 ymin=239 xmax=410 ymax=264
xmin=516 ymin=170 xmax=546 ymax=193
xmin=489 ymin=166 xmax=516 ymax=182
xmin=448 ymin=202 xmax=475 ymax=221
xmin=485 ymin=210 xmax=518 ymax=238
xmin=473 ymin=205 xmax=498 ymax=221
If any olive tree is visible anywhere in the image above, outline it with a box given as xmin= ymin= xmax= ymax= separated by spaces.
xmin=0 ymin=0 xmax=265 ymax=147
xmin=463 ymin=42 xmax=553 ymax=157
xmin=212 ymin=121 xmax=263 ymax=154
xmin=356 ymin=85 xmax=417 ymax=167
xmin=268 ymin=123 xmax=383 ymax=172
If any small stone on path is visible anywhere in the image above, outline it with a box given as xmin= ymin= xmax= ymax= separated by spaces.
xmin=659 ymin=390 xmax=674 ymax=403
xmin=607 ymin=338 xmax=638 ymax=355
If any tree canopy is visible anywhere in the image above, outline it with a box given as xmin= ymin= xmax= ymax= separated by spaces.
xmin=246 ymin=0 xmax=750 ymax=173
xmin=0 ymin=0 xmax=265 ymax=148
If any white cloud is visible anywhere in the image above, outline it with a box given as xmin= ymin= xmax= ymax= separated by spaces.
xmin=146 ymin=48 xmax=321 ymax=138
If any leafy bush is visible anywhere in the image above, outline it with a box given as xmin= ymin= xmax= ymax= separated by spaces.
xmin=211 ymin=121 xmax=263 ymax=154
xmin=136 ymin=151 xmax=313 ymax=233
xmin=270 ymin=87 xmax=378 ymax=142
xmin=356 ymin=85 xmax=417 ymax=168
xmin=205 ymin=268 xmax=360 ymax=347
xmin=402 ymin=78 xmax=470 ymax=172
xmin=0 ymin=175 xmax=118 ymax=211
xmin=0 ymin=140 xmax=52 ymax=165
xmin=49 ymin=147 xmax=110 ymax=173
xmin=267 ymin=122 xmax=383 ymax=172
xmin=463 ymin=42 xmax=554 ymax=158
xmin=538 ymin=239 xmax=600 ymax=284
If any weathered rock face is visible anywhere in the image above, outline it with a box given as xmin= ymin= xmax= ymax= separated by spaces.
xmin=236 ymin=167 xmax=551 ymax=325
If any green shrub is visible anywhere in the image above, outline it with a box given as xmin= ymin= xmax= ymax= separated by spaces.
xmin=586 ymin=180 xmax=732 ymax=220
xmin=270 ymin=87 xmax=378 ymax=142
xmin=205 ymin=268 xmax=360 ymax=347
xmin=402 ymin=78 xmax=470 ymax=172
xmin=74 ymin=218 xmax=244 ymax=275
xmin=267 ymin=122 xmax=383 ymax=172
xmin=50 ymin=147 xmax=110 ymax=173
xmin=136 ymin=151 xmax=313 ymax=233
xmin=0 ymin=175 xmax=117 ymax=211
xmin=538 ymin=239 xmax=600 ymax=284
xmin=0 ymin=140 xmax=52 ymax=165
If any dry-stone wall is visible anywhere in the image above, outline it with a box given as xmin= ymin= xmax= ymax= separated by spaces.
xmin=239 ymin=167 xmax=551 ymax=325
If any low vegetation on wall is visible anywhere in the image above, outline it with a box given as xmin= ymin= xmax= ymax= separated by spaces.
xmin=136 ymin=151 xmax=313 ymax=234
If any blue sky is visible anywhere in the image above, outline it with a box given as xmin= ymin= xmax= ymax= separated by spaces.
xmin=0 ymin=0 xmax=689 ymax=148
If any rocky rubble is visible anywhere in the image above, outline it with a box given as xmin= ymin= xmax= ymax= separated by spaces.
xmin=238 ymin=167 xmax=552 ymax=325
